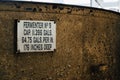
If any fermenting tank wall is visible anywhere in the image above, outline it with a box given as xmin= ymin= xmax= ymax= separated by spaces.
xmin=0 ymin=1 xmax=120 ymax=80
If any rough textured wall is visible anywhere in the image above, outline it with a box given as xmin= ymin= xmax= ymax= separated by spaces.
xmin=0 ymin=1 xmax=120 ymax=80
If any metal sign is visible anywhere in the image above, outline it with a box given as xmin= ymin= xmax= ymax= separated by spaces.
xmin=17 ymin=20 xmax=56 ymax=53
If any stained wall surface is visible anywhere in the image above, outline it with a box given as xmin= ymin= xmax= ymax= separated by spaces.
xmin=0 ymin=1 xmax=120 ymax=80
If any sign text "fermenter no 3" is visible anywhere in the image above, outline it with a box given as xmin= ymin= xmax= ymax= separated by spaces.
xmin=17 ymin=20 xmax=56 ymax=53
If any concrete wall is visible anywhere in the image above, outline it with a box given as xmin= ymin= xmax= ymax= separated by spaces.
xmin=0 ymin=1 xmax=120 ymax=80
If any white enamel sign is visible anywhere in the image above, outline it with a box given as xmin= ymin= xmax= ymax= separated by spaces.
xmin=17 ymin=20 xmax=56 ymax=53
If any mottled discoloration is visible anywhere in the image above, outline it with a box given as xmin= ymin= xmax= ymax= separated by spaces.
xmin=0 ymin=1 xmax=120 ymax=80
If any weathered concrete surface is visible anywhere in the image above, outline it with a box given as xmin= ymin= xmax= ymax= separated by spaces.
xmin=0 ymin=1 xmax=120 ymax=80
